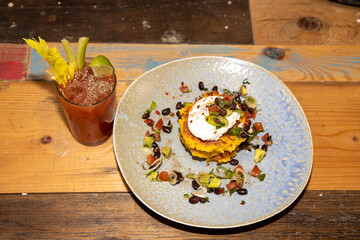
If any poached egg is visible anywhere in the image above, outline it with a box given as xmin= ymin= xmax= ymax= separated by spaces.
xmin=188 ymin=96 xmax=241 ymax=141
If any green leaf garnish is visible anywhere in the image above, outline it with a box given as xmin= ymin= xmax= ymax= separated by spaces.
xmin=242 ymin=78 xmax=250 ymax=84
xmin=259 ymin=173 xmax=266 ymax=182
xmin=144 ymin=100 xmax=157 ymax=114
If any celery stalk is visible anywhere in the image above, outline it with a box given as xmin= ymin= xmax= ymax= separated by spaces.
xmin=75 ymin=37 xmax=89 ymax=71
xmin=61 ymin=39 xmax=75 ymax=65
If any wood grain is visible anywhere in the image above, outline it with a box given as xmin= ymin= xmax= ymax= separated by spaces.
xmin=1 ymin=0 xmax=252 ymax=44
xmin=0 ymin=80 xmax=359 ymax=193
xmin=27 ymin=44 xmax=360 ymax=83
xmin=0 ymin=191 xmax=359 ymax=239
xmin=250 ymin=0 xmax=360 ymax=45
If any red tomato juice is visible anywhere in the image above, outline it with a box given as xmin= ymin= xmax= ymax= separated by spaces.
xmin=56 ymin=64 xmax=116 ymax=146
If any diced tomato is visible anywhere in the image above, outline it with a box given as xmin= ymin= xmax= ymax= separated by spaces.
xmin=208 ymin=104 xmax=220 ymax=113
xmin=145 ymin=130 xmax=150 ymax=137
xmin=179 ymin=86 xmax=189 ymax=93
xmin=147 ymin=155 xmax=155 ymax=165
xmin=243 ymin=110 xmax=252 ymax=119
xmin=253 ymin=122 xmax=264 ymax=132
xmin=159 ymin=171 xmax=169 ymax=181
xmin=155 ymin=118 xmax=163 ymax=130
xmin=222 ymin=94 xmax=233 ymax=101
xmin=226 ymin=180 xmax=238 ymax=191
xmin=251 ymin=165 xmax=260 ymax=178
xmin=252 ymin=108 xmax=257 ymax=120
xmin=155 ymin=110 xmax=160 ymax=115
xmin=262 ymin=133 xmax=270 ymax=142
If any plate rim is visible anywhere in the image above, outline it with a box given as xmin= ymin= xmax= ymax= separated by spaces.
xmin=113 ymin=56 xmax=313 ymax=229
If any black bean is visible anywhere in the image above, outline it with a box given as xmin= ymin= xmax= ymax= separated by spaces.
xmin=154 ymin=151 xmax=161 ymax=159
xmin=162 ymin=126 xmax=172 ymax=134
xmin=174 ymin=172 xmax=184 ymax=184
xmin=142 ymin=112 xmax=150 ymax=119
xmin=145 ymin=119 xmax=154 ymax=127
xmin=189 ymin=196 xmax=200 ymax=204
xmin=240 ymin=132 xmax=248 ymax=138
xmin=215 ymin=97 xmax=221 ymax=105
xmin=176 ymin=111 xmax=182 ymax=119
xmin=247 ymin=120 xmax=252 ymax=126
xmin=230 ymin=104 xmax=237 ymax=110
xmin=219 ymin=109 xmax=227 ymax=116
xmin=176 ymin=102 xmax=183 ymax=110
xmin=161 ymin=108 xmax=171 ymax=116
xmin=237 ymin=188 xmax=248 ymax=195
xmin=248 ymin=108 xmax=254 ymax=114
xmin=152 ymin=142 xmax=158 ymax=148
xmin=229 ymin=159 xmax=239 ymax=166
xmin=153 ymin=147 xmax=160 ymax=153
xmin=253 ymin=144 xmax=260 ymax=149
xmin=207 ymin=188 xmax=214 ymax=193
xmin=243 ymin=124 xmax=250 ymax=132
xmin=235 ymin=96 xmax=241 ymax=103
xmin=199 ymin=198 xmax=207 ymax=204
xmin=192 ymin=180 xmax=200 ymax=190
xmin=261 ymin=145 xmax=268 ymax=152
xmin=232 ymin=91 xmax=239 ymax=98
xmin=214 ymin=188 xmax=222 ymax=195
xmin=241 ymin=103 xmax=248 ymax=111
xmin=212 ymin=86 xmax=218 ymax=91
xmin=198 ymin=81 xmax=204 ymax=90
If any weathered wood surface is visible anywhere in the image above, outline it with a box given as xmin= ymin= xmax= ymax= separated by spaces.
xmin=0 ymin=191 xmax=359 ymax=239
xmin=2 ymin=0 xmax=360 ymax=45
xmin=0 ymin=0 xmax=253 ymax=44
xmin=251 ymin=0 xmax=360 ymax=45
xmin=0 ymin=80 xmax=359 ymax=193
xmin=27 ymin=44 xmax=360 ymax=83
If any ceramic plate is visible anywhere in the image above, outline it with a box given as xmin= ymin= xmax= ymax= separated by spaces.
xmin=113 ymin=56 xmax=313 ymax=228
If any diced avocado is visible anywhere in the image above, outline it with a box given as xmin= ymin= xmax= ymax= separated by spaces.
xmin=207 ymin=177 xmax=221 ymax=188
xmin=149 ymin=171 xmax=158 ymax=181
xmin=199 ymin=174 xmax=211 ymax=185
xmin=254 ymin=149 xmax=267 ymax=163
xmin=161 ymin=146 xmax=172 ymax=158
xmin=143 ymin=136 xmax=154 ymax=148
xmin=240 ymin=85 xmax=248 ymax=97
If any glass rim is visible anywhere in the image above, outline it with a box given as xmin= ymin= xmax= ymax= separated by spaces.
xmin=56 ymin=72 xmax=117 ymax=107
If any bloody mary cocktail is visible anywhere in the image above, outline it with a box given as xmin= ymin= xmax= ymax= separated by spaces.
xmin=24 ymin=37 xmax=116 ymax=146
xmin=57 ymin=64 xmax=116 ymax=146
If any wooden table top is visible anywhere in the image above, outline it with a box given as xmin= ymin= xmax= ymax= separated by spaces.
xmin=0 ymin=0 xmax=359 ymax=239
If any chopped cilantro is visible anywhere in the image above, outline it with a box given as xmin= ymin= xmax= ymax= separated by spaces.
xmin=259 ymin=173 xmax=266 ymax=182
xmin=228 ymin=127 xmax=242 ymax=136
xmin=229 ymin=188 xmax=237 ymax=196
xmin=144 ymin=100 xmax=157 ymax=114
xmin=242 ymin=78 xmax=250 ymax=84
xmin=241 ymin=200 xmax=246 ymax=205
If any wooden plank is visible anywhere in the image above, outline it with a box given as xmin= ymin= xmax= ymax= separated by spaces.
xmin=0 ymin=191 xmax=359 ymax=239
xmin=250 ymin=0 xmax=360 ymax=45
xmin=0 ymin=80 xmax=359 ymax=193
xmin=27 ymin=44 xmax=360 ymax=83
xmin=1 ymin=0 xmax=252 ymax=44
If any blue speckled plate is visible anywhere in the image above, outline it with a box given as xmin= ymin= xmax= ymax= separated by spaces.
xmin=113 ymin=56 xmax=313 ymax=228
